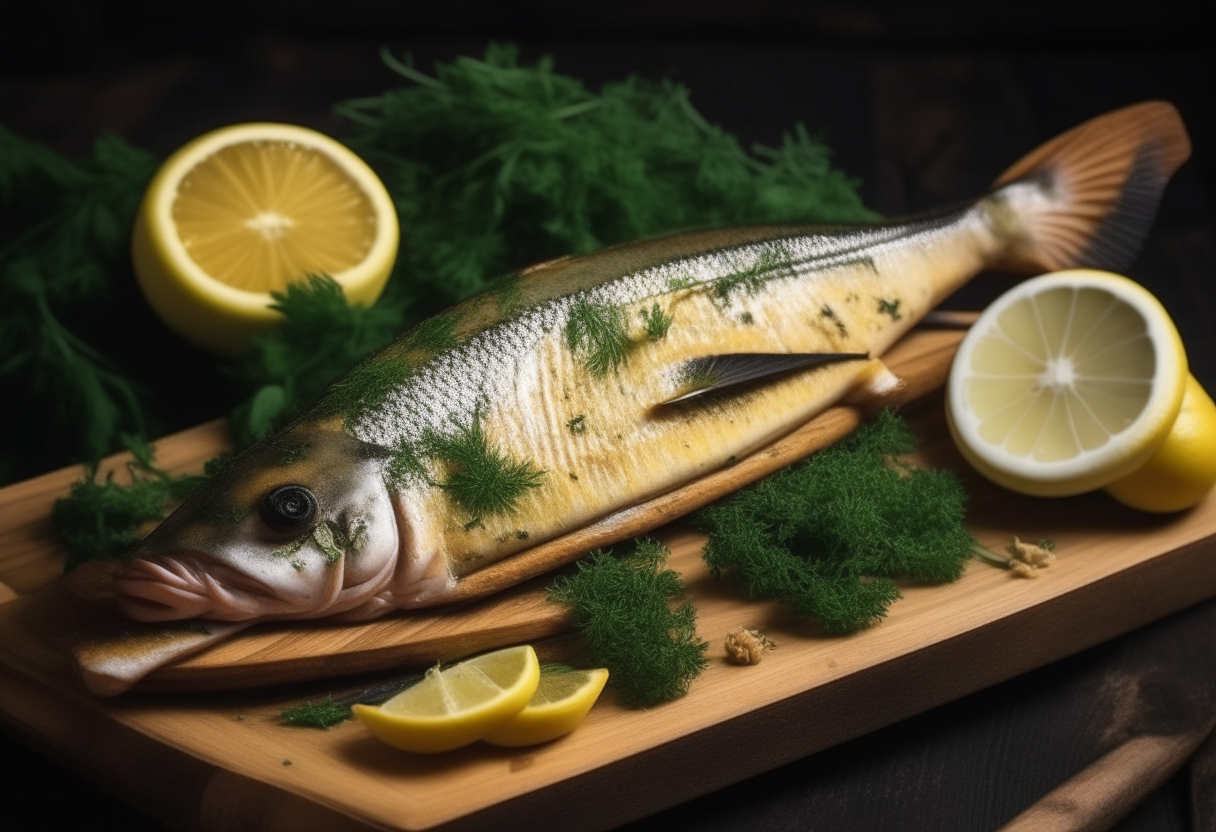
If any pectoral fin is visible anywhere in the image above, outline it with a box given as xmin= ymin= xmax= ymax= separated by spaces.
xmin=659 ymin=352 xmax=869 ymax=405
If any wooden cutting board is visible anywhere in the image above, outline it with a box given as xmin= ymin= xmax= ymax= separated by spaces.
xmin=1 ymin=325 xmax=1214 ymax=831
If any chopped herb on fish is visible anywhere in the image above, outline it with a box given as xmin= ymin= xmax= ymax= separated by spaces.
xmin=641 ymin=303 xmax=674 ymax=341
xmin=404 ymin=311 xmax=460 ymax=356
xmin=565 ymin=298 xmax=632 ymax=376
xmin=424 ymin=414 xmax=546 ymax=522
xmin=567 ymin=415 xmax=587 ymax=434
xmin=878 ymin=299 xmax=902 ymax=321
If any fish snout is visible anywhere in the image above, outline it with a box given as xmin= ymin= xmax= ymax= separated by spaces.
xmin=112 ymin=556 xmax=273 ymax=622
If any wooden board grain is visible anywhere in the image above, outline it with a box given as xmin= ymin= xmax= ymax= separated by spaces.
xmin=0 ymin=327 xmax=1214 ymax=831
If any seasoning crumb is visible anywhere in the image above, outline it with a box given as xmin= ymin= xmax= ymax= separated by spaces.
xmin=282 ymin=759 xmax=292 ymax=766
xmin=724 ymin=627 xmax=776 ymax=665
xmin=1007 ymin=536 xmax=1057 ymax=568
xmin=1009 ymin=560 xmax=1039 ymax=578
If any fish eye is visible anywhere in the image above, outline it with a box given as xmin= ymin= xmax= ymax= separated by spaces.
xmin=260 ymin=484 xmax=318 ymax=532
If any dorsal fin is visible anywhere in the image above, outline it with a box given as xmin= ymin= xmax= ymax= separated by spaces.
xmin=659 ymin=352 xmax=869 ymax=405
xmin=988 ymin=101 xmax=1191 ymax=273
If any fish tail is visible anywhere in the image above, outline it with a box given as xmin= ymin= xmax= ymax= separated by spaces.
xmin=985 ymin=101 xmax=1191 ymax=273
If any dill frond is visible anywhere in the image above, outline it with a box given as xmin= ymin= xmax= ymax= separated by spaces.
xmin=696 ymin=411 xmax=972 ymax=634
xmin=51 ymin=435 xmax=207 ymax=570
xmin=877 ymin=298 xmax=902 ymax=321
xmin=403 ymin=310 xmax=459 ymax=356
xmin=564 ymin=298 xmax=632 ymax=376
xmin=548 ymin=538 xmax=708 ymax=708
xmin=424 ymin=414 xmax=545 ymax=521
xmin=641 ymin=303 xmax=673 ymax=341
xmin=281 ymin=671 xmax=426 ymax=728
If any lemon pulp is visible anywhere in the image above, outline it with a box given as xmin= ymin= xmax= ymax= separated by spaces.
xmin=947 ymin=271 xmax=1187 ymax=497
xmin=172 ymin=140 xmax=378 ymax=294
xmin=132 ymin=123 xmax=398 ymax=356
xmin=482 ymin=667 xmax=610 ymax=747
xmin=352 ymin=645 xmax=540 ymax=753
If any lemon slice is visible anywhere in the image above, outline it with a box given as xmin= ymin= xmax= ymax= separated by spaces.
xmin=1104 ymin=374 xmax=1216 ymax=512
xmin=482 ymin=666 xmax=610 ymax=747
xmin=132 ymin=123 xmax=399 ymax=356
xmin=352 ymin=645 xmax=540 ymax=753
xmin=946 ymin=270 xmax=1188 ymax=497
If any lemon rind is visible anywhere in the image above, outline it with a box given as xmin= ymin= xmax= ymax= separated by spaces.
xmin=482 ymin=668 xmax=610 ymax=747
xmin=132 ymin=123 xmax=399 ymax=356
xmin=947 ymin=270 xmax=1188 ymax=497
xmin=353 ymin=646 xmax=540 ymax=754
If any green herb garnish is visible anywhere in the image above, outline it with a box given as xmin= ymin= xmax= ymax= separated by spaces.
xmin=696 ymin=411 xmax=972 ymax=634
xmin=547 ymin=538 xmax=708 ymax=708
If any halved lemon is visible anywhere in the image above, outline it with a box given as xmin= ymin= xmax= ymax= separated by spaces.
xmin=482 ymin=666 xmax=610 ymax=747
xmin=946 ymin=270 xmax=1188 ymax=497
xmin=132 ymin=123 xmax=399 ymax=356
xmin=352 ymin=645 xmax=540 ymax=753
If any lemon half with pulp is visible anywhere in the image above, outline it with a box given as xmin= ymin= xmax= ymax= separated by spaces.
xmin=132 ymin=123 xmax=398 ymax=356
xmin=482 ymin=666 xmax=610 ymax=747
xmin=352 ymin=645 xmax=540 ymax=753
xmin=947 ymin=270 xmax=1188 ymax=497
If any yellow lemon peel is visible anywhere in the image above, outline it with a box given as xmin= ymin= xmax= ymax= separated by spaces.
xmin=482 ymin=667 xmax=610 ymax=747
xmin=947 ymin=270 xmax=1188 ymax=498
xmin=132 ymin=122 xmax=398 ymax=356
xmin=1104 ymin=374 xmax=1216 ymax=512
xmin=353 ymin=645 xmax=539 ymax=753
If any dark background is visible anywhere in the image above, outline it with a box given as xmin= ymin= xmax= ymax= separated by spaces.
xmin=2 ymin=2 xmax=1214 ymax=829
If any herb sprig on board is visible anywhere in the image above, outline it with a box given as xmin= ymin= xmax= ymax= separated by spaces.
xmin=696 ymin=410 xmax=974 ymax=634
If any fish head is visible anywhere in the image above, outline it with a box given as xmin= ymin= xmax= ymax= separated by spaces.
xmin=113 ymin=426 xmax=399 ymax=623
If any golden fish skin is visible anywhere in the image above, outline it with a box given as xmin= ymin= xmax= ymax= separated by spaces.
xmin=112 ymin=101 xmax=1190 ymax=624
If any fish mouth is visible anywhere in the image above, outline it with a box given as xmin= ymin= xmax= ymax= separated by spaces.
xmin=112 ymin=554 xmax=280 ymax=622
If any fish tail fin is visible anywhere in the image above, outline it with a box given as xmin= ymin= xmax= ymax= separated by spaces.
xmin=985 ymin=101 xmax=1191 ymax=273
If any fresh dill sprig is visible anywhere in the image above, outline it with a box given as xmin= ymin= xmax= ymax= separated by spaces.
xmin=227 ymin=274 xmax=404 ymax=446
xmin=565 ymin=299 xmax=632 ymax=376
xmin=424 ymin=413 xmax=546 ymax=522
xmin=281 ymin=670 xmax=426 ymax=728
xmin=696 ymin=411 xmax=973 ymax=634
xmin=641 ymin=303 xmax=674 ymax=341
xmin=547 ymin=538 xmax=709 ymax=708
xmin=50 ymin=434 xmax=206 ymax=570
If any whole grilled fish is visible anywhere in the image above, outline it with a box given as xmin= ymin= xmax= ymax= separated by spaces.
xmin=113 ymin=102 xmax=1190 ymax=624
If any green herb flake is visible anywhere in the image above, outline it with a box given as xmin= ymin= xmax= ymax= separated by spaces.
xmin=713 ymin=244 xmax=793 ymax=301
xmin=51 ymin=435 xmax=208 ymax=570
xmin=564 ymin=299 xmax=632 ymax=377
xmin=425 ymin=414 xmax=546 ymax=522
xmin=280 ymin=672 xmax=427 ymax=729
xmin=547 ymin=538 xmax=708 ymax=708
xmin=877 ymin=299 xmax=902 ymax=321
xmin=566 ymin=414 xmax=587 ymax=435
xmin=641 ymin=303 xmax=674 ymax=341
xmin=404 ymin=310 xmax=459 ymax=356
xmin=695 ymin=411 xmax=972 ymax=635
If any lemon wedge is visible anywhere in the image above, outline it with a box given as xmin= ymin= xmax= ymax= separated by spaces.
xmin=482 ymin=666 xmax=610 ymax=747
xmin=1104 ymin=374 xmax=1216 ymax=512
xmin=946 ymin=270 xmax=1188 ymax=497
xmin=352 ymin=645 xmax=539 ymax=753
xmin=132 ymin=123 xmax=399 ymax=356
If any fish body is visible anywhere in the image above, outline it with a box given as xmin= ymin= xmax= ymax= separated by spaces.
xmin=113 ymin=102 xmax=1191 ymax=624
